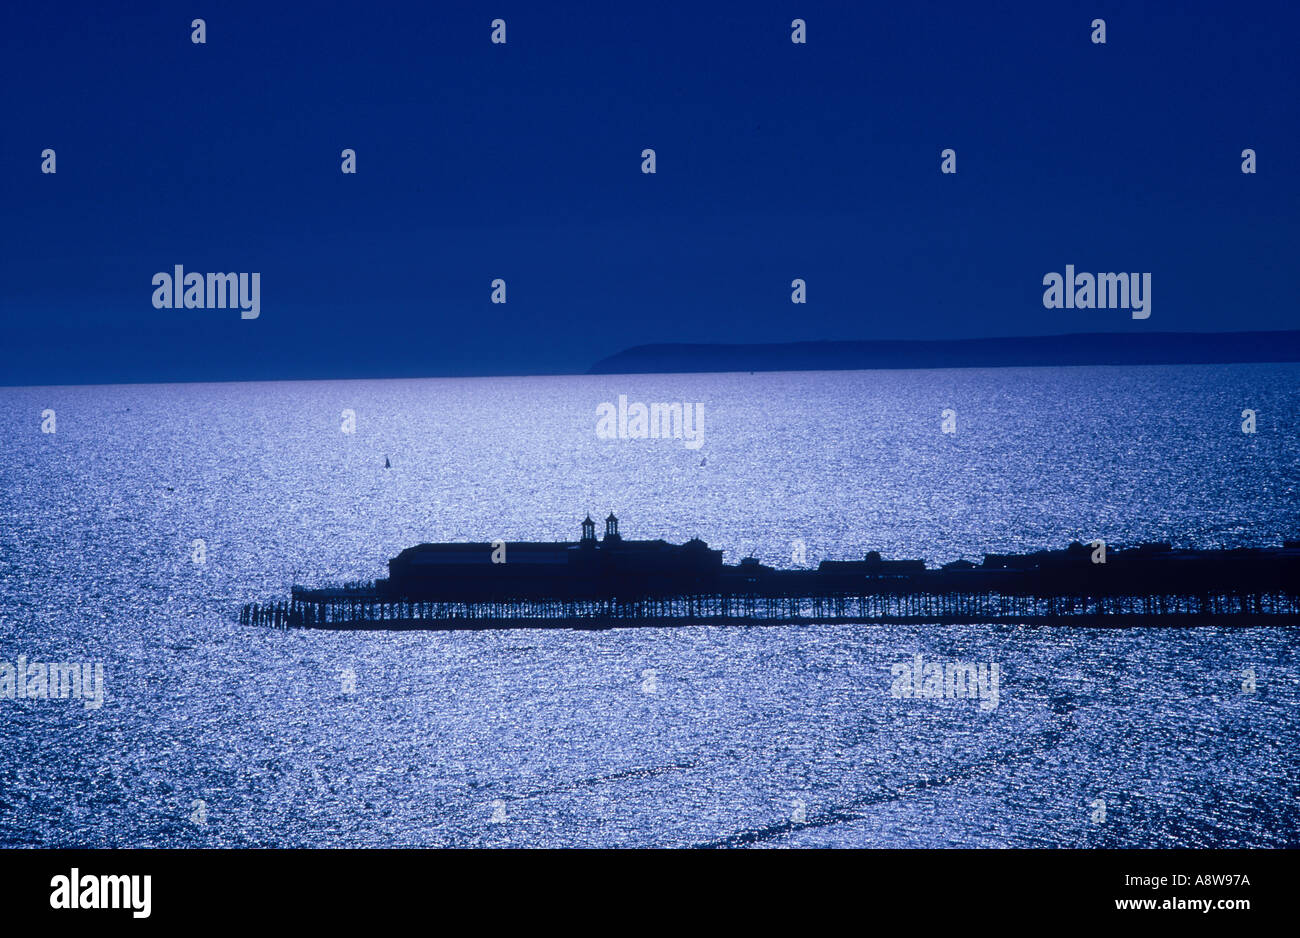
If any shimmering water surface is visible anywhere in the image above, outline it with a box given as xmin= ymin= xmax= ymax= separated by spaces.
xmin=1 ymin=365 xmax=1298 ymax=847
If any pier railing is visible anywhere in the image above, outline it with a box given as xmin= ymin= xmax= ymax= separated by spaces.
xmin=240 ymin=583 xmax=1300 ymax=630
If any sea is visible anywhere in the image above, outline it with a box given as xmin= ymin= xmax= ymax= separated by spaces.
xmin=1 ymin=363 xmax=1298 ymax=847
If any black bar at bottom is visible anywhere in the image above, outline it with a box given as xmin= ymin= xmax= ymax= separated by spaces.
xmin=0 ymin=848 xmax=1288 ymax=926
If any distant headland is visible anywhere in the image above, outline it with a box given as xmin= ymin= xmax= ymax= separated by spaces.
xmin=587 ymin=330 xmax=1300 ymax=375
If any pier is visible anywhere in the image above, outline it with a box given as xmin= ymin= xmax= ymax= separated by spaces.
xmin=241 ymin=516 xmax=1300 ymax=630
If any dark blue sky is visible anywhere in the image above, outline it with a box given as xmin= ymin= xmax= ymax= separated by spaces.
xmin=2 ymin=0 xmax=1297 ymax=384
